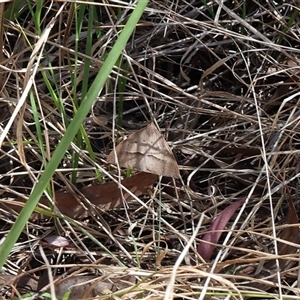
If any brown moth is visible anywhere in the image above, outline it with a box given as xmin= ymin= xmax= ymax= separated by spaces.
xmin=107 ymin=122 xmax=180 ymax=178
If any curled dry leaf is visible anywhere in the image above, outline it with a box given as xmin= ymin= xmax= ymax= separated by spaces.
xmin=197 ymin=197 xmax=246 ymax=261
xmin=107 ymin=122 xmax=180 ymax=178
xmin=261 ymin=196 xmax=300 ymax=273
xmin=1 ymin=172 xmax=158 ymax=220
xmin=233 ymin=195 xmax=300 ymax=292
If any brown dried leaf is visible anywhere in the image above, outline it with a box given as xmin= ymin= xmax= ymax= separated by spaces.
xmin=80 ymin=172 xmax=158 ymax=209
xmin=0 ymin=273 xmax=39 ymax=295
xmin=1 ymin=172 xmax=158 ymax=220
xmin=0 ymin=272 xmax=135 ymax=299
xmin=233 ymin=196 xmax=300 ymax=292
xmin=278 ymin=197 xmax=300 ymax=255
xmin=107 ymin=122 xmax=180 ymax=178
xmin=263 ymin=196 xmax=300 ymax=272
xmin=52 ymin=274 xmax=135 ymax=299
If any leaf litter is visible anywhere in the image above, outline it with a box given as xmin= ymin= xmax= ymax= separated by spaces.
xmin=1 ymin=1 xmax=300 ymax=299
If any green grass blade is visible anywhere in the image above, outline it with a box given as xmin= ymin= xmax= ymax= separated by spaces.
xmin=4 ymin=0 xmax=27 ymax=20
xmin=277 ymin=5 xmax=300 ymax=45
xmin=0 ymin=0 xmax=149 ymax=270
xmin=29 ymin=92 xmax=52 ymax=197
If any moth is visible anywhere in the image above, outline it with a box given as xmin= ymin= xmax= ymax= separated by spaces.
xmin=107 ymin=122 xmax=180 ymax=178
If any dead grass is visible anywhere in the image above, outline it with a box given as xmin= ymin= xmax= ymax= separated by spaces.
xmin=1 ymin=0 xmax=300 ymax=299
